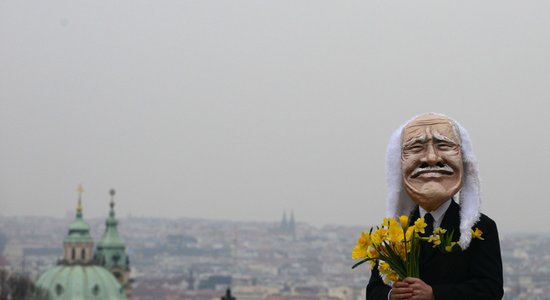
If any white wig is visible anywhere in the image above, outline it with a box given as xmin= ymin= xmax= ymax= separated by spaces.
xmin=385 ymin=113 xmax=481 ymax=249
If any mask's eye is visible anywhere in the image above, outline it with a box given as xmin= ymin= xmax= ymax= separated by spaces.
xmin=436 ymin=142 xmax=455 ymax=151
xmin=405 ymin=144 xmax=424 ymax=152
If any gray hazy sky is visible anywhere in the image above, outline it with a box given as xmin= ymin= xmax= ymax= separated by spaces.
xmin=1 ymin=0 xmax=549 ymax=233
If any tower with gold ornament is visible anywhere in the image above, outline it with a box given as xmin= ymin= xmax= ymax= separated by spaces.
xmin=62 ymin=185 xmax=94 ymax=264
xmin=35 ymin=186 xmax=126 ymax=300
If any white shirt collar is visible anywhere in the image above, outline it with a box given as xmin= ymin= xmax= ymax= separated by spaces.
xmin=419 ymin=199 xmax=452 ymax=229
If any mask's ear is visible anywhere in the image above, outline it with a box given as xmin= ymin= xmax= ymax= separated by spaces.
xmin=455 ymin=121 xmax=481 ymax=249
xmin=385 ymin=122 xmax=415 ymax=218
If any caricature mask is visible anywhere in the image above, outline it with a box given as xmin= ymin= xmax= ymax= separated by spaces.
xmin=401 ymin=114 xmax=464 ymax=211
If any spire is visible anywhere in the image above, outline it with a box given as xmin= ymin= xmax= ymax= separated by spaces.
xmin=99 ymin=189 xmax=122 ymax=246
xmin=63 ymin=185 xmax=93 ymax=264
xmin=97 ymin=189 xmax=128 ymax=267
xmin=96 ymin=188 xmax=132 ymax=297
xmin=289 ymin=210 xmax=296 ymax=239
xmin=281 ymin=210 xmax=288 ymax=230
xmin=109 ymin=189 xmax=117 ymax=220
xmin=76 ymin=184 xmax=84 ymax=218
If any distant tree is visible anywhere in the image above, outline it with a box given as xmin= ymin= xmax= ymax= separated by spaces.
xmin=31 ymin=286 xmax=50 ymax=300
xmin=0 ymin=270 xmax=7 ymax=300
xmin=0 ymin=269 xmax=50 ymax=300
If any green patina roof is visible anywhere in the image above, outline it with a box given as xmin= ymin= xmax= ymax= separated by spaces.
xmin=97 ymin=205 xmax=124 ymax=249
xmin=34 ymin=265 xmax=126 ymax=300
xmin=96 ymin=197 xmax=129 ymax=270
xmin=68 ymin=217 xmax=90 ymax=232
xmin=34 ymin=188 xmax=130 ymax=300
xmin=64 ymin=199 xmax=93 ymax=244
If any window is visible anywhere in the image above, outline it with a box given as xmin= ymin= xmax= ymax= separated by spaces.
xmin=56 ymin=284 xmax=64 ymax=295
xmin=92 ymin=284 xmax=100 ymax=296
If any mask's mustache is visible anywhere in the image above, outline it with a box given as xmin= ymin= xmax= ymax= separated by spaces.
xmin=411 ymin=164 xmax=453 ymax=178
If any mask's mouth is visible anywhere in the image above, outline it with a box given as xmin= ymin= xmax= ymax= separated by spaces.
xmin=411 ymin=163 xmax=454 ymax=178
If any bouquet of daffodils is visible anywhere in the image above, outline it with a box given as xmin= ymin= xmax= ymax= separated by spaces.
xmin=351 ymin=215 xmax=483 ymax=285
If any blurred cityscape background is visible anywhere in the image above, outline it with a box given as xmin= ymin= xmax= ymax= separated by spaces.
xmin=0 ymin=199 xmax=548 ymax=300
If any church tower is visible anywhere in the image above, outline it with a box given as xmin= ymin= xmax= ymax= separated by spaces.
xmin=62 ymin=185 xmax=94 ymax=264
xmin=95 ymin=189 xmax=132 ymax=298
xmin=35 ymin=186 xmax=126 ymax=300
xmin=281 ymin=210 xmax=288 ymax=231
xmin=289 ymin=210 xmax=296 ymax=239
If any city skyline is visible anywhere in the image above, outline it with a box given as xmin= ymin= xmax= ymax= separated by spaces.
xmin=0 ymin=212 xmax=546 ymax=300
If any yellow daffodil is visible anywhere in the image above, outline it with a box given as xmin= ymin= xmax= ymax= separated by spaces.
xmin=445 ymin=242 xmax=458 ymax=252
xmin=352 ymin=244 xmax=367 ymax=259
xmin=388 ymin=225 xmax=404 ymax=243
xmin=434 ymin=227 xmax=447 ymax=235
xmin=379 ymin=261 xmax=390 ymax=273
xmin=357 ymin=232 xmax=371 ymax=247
xmin=399 ymin=215 xmax=409 ymax=230
xmin=367 ymin=245 xmax=378 ymax=259
xmin=413 ymin=218 xmax=428 ymax=234
xmin=352 ymin=232 xmax=372 ymax=259
xmin=386 ymin=272 xmax=399 ymax=283
xmin=472 ymin=228 xmax=484 ymax=240
xmin=394 ymin=240 xmax=407 ymax=257
xmin=405 ymin=226 xmax=415 ymax=241
xmin=427 ymin=234 xmax=441 ymax=247
xmin=383 ymin=217 xmax=399 ymax=229
xmin=371 ymin=228 xmax=387 ymax=246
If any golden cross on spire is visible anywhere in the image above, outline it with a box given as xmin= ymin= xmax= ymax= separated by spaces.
xmin=76 ymin=184 xmax=84 ymax=214
xmin=77 ymin=184 xmax=85 ymax=195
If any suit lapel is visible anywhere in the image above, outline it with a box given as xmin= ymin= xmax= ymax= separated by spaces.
xmin=439 ymin=200 xmax=461 ymax=239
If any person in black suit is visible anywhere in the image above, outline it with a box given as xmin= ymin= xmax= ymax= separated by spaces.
xmin=366 ymin=113 xmax=503 ymax=300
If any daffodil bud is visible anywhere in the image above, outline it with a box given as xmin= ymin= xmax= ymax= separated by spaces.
xmin=399 ymin=215 xmax=409 ymax=230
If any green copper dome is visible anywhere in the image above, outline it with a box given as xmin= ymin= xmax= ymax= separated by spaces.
xmin=34 ymin=265 xmax=126 ymax=300
xmin=64 ymin=197 xmax=93 ymax=244
xmin=34 ymin=187 xmax=131 ymax=299
xmin=68 ymin=218 xmax=90 ymax=232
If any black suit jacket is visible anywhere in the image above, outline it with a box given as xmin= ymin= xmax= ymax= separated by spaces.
xmin=366 ymin=200 xmax=504 ymax=299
